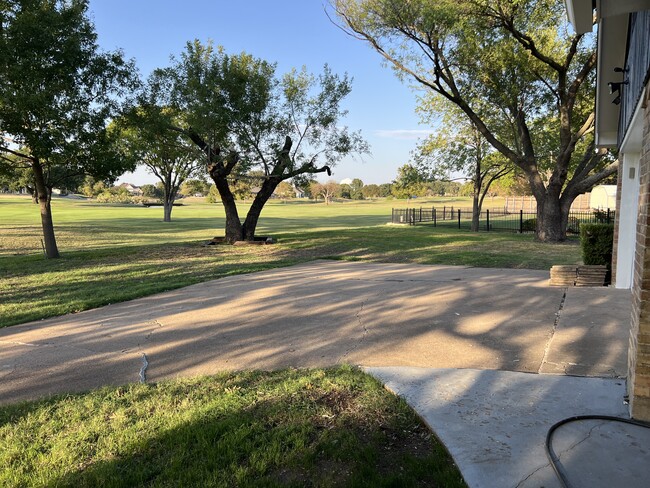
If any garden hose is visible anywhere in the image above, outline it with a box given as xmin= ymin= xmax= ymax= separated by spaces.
xmin=545 ymin=415 xmax=650 ymax=488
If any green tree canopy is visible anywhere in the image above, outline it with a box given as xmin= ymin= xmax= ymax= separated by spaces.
xmin=141 ymin=40 xmax=368 ymax=242
xmin=118 ymin=107 xmax=204 ymax=221
xmin=333 ymin=0 xmax=617 ymax=241
xmin=0 ymin=0 xmax=137 ymax=257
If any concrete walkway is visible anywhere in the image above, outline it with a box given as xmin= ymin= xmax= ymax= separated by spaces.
xmin=0 ymin=260 xmax=640 ymax=487
xmin=369 ymin=367 xmax=650 ymax=488
xmin=0 ymin=261 xmax=630 ymax=404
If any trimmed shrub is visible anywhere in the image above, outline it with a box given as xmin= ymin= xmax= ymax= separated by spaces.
xmin=521 ymin=218 xmax=536 ymax=232
xmin=580 ymin=223 xmax=614 ymax=269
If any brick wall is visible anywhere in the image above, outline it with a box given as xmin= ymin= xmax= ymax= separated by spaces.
xmin=629 ymin=93 xmax=650 ymax=421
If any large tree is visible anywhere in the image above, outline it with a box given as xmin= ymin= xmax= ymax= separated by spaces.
xmin=0 ymin=0 xmax=137 ymax=257
xmin=333 ymin=0 xmax=618 ymax=241
xmin=144 ymin=41 xmax=367 ymax=242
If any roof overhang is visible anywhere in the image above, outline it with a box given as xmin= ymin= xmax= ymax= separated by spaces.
xmin=565 ymin=0 xmax=595 ymax=34
xmin=595 ymin=14 xmax=628 ymax=147
xmin=565 ymin=0 xmax=650 ymax=147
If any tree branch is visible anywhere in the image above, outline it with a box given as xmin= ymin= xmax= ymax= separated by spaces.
xmin=0 ymin=144 xmax=33 ymax=161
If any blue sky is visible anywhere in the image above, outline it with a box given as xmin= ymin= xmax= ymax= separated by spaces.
xmin=88 ymin=0 xmax=435 ymax=186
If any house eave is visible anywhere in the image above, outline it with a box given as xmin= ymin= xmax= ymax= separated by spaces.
xmin=595 ymin=14 xmax=628 ymax=148
xmin=565 ymin=0 xmax=595 ymax=33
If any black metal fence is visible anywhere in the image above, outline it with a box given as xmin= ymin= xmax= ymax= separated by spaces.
xmin=391 ymin=206 xmax=614 ymax=234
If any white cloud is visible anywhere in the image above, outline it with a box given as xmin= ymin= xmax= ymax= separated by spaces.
xmin=374 ymin=129 xmax=436 ymax=140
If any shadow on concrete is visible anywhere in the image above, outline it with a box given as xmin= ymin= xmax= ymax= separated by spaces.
xmin=0 ymin=261 xmax=631 ymax=406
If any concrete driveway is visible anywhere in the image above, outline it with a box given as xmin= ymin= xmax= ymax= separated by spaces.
xmin=0 ymin=261 xmax=631 ymax=404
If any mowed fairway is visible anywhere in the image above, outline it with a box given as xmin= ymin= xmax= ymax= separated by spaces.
xmin=0 ymin=194 xmax=582 ymax=328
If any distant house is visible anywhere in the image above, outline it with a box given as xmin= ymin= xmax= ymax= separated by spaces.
xmin=589 ymin=185 xmax=617 ymax=210
xmin=293 ymin=185 xmax=305 ymax=198
xmin=118 ymin=183 xmax=142 ymax=196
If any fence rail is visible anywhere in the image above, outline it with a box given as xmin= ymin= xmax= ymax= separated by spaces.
xmin=391 ymin=206 xmax=614 ymax=234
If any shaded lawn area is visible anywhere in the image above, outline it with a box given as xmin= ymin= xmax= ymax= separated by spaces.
xmin=0 ymin=225 xmax=581 ymax=328
xmin=0 ymin=366 xmax=466 ymax=488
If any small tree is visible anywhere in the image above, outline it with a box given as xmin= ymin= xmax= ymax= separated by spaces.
xmin=391 ymin=164 xmax=427 ymax=199
xmin=362 ymin=184 xmax=380 ymax=199
xmin=310 ymin=180 xmax=340 ymax=204
xmin=140 ymin=184 xmax=161 ymax=199
xmin=275 ymin=181 xmax=295 ymax=199
xmin=120 ymin=104 xmax=205 ymax=221
xmin=378 ymin=183 xmax=393 ymax=197
xmin=349 ymin=178 xmax=364 ymax=200
xmin=413 ymin=121 xmax=511 ymax=231
xmin=180 ymin=178 xmax=210 ymax=197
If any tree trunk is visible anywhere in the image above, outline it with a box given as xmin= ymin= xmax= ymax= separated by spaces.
xmin=213 ymin=175 xmax=244 ymax=243
xmin=163 ymin=201 xmax=172 ymax=222
xmin=471 ymin=192 xmax=480 ymax=232
xmin=471 ymin=166 xmax=481 ymax=232
xmin=536 ymin=195 xmax=568 ymax=242
xmin=27 ymin=186 xmax=39 ymax=204
xmin=162 ymin=185 xmax=176 ymax=222
xmin=242 ymin=177 xmax=281 ymax=240
xmin=32 ymin=160 xmax=60 ymax=258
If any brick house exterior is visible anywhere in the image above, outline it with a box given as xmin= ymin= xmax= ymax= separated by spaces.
xmin=566 ymin=0 xmax=650 ymax=420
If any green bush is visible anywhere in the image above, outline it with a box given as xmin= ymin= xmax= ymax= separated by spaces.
xmin=521 ymin=218 xmax=536 ymax=232
xmin=580 ymin=223 xmax=614 ymax=269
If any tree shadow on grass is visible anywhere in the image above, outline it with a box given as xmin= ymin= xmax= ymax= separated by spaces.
xmin=5 ymin=369 xmax=465 ymax=488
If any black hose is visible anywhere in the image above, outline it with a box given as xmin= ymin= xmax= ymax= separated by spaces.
xmin=545 ymin=415 xmax=650 ymax=488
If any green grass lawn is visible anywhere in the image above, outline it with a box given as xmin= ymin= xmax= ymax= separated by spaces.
xmin=0 ymin=194 xmax=581 ymax=328
xmin=0 ymin=194 xmax=581 ymax=487
xmin=0 ymin=366 xmax=467 ymax=487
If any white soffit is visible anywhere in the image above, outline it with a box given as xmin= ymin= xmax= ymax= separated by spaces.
xmin=595 ymin=14 xmax=628 ymax=148
xmin=598 ymin=0 xmax=650 ymax=19
xmin=566 ymin=0 xmax=595 ymax=33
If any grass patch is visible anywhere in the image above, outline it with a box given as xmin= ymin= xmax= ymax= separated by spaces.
xmin=0 ymin=366 xmax=466 ymax=487
xmin=0 ymin=195 xmax=581 ymax=328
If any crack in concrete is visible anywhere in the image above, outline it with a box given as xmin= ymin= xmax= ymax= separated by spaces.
xmin=0 ymin=363 xmax=16 ymax=379
xmin=557 ymin=420 xmax=606 ymax=460
xmin=139 ymin=353 xmax=148 ymax=383
xmin=134 ymin=321 xmax=161 ymax=384
xmin=143 ymin=320 xmax=164 ymax=342
xmin=514 ymin=460 xmax=551 ymax=488
xmin=339 ymin=298 xmax=370 ymax=362
xmin=538 ymin=290 xmax=567 ymax=374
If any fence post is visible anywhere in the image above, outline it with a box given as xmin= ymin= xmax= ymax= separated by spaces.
xmin=607 ymin=208 xmax=611 ymax=224
xmin=486 ymin=209 xmax=490 ymax=231
xmin=458 ymin=209 xmax=461 ymax=229
xmin=392 ymin=208 xmax=394 ymax=223
xmin=419 ymin=207 xmax=422 ymax=222
xmin=443 ymin=206 xmax=446 ymax=220
xmin=519 ymin=209 xmax=523 ymax=233
xmin=433 ymin=208 xmax=437 ymax=227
